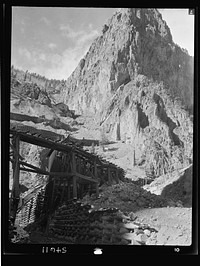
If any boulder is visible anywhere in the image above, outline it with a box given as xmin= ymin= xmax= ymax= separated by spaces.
xmin=123 ymin=222 xmax=139 ymax=230
xmin=134 ymin=233 xmax=148 ymax=244
xmin=122 ymin=232 xmax=136 ymax=240
xmin=143 ymin=229 xmax=151 ymax=236
xmin=119 ymin=227 xmax=129 ymax=234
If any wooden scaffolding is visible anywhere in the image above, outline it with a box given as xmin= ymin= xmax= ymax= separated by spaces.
xmin=9 ymin=122 xmax=124 ymax=223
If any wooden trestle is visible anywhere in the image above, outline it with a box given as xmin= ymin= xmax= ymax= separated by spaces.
xmin=9 ymin=122 xmax=124 ymax=222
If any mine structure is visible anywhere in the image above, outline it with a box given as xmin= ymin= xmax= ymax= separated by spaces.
xmin=9 ymin=122 xmax=125 ymax=227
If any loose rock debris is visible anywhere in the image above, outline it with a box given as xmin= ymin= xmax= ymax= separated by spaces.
xmin=14 ymin=180 xmax=191 ymax=246
xmin=81 ymin=182 xmax=169 ymax=212
xmin=44 ymin=200 xmax=159 ymax=245
xmin=23 ymin=182 xmax=167 ymax=245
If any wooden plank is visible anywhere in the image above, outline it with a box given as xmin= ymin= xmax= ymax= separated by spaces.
xmin=95 ymin=182 xmax=99 ymax=198
xmin=83 ymin=159 xmax=86 ymax=175
xmin=71 ymin=152 xmax=76 ymax=172
xmin=11 ymin=135 xmax=20 ymax=199
xmin=73 ymin=172 xmax=98 ymax=183
xmin=79 ymin=184 xmax=83 ymax=199
xmin=67 ymin=180 xmax=71 ymax=200
xmin=10 ymin=135 xmax=20 ymax=222
xmin=73 ymin=176 xmax=77 ymax=199
xmin=107 ymin=167 xmax=112 ymax=185
xmin=10 ymin=131 xmax=72 ymax=152
xmin=11 ymin=131 xmax=122 ymax=174
xmin=20 ymin=167 xmax=73 ymax=177
xmin=94 ymin=159 xmax=98 ymax=178
xmin=60 ymin=180 xmax=66 ymax=203
xmin=19 ymin=161 xmax=73 ymax=177
xmin=50 ymin=180 xmax=56 ymax=211
xmin=115 ymin=169 xmax=119 ymax=183
xmin=17 ymin=130 xmax=98 ymax=162
xmin=77 ymin=156 xmax=81 ymax=173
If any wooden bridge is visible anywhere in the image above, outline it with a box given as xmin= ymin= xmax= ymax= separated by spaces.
xmin=9 ymin=122 xmax=125 ymax=223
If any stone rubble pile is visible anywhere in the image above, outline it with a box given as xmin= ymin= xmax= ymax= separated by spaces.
xmin=81 ymin=182 xmax=168 ymax=213
xmin=144 ymin=165 xmax=192 ymax=207
xmin=9 ymin=219 xmax=30 ymax=243
xmin=47 ymin=200 xmax=158 ymax=245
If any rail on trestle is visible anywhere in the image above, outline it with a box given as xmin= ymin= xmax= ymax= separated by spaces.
xmin=9 ymin=122 xmax=125 ymax=225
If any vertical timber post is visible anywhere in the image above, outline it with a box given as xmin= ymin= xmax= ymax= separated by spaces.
xmin=73 ymin=176 xmax=77 ymax=199
xmin=94 ymin=159 xmax=98 ymax=179
xmin=133 ymin=149 xmax=136 ymax=167
xmin=108 ymin=167 xmax=112 ymax=185
xmin=71 ymin=151 xmax=77 ymax=199
xmin=116 ymin=168 xmax=119 ymax=184
xmin=80 ymin=183 xmax=83 ymax=199
xmin=61 ymin=179 xmax=66 ymax=203
xmin=50 ymin=178 xmax=56 ymax=211
xmin=94 ymin=159 xmax=99 ymax=198
xmin=77 ymin=156 xmax=81 ymax=173
xmin=67 ymin=180 xmax=71 ymax=200
xmin=10 ymin=135 xmax=20 ymax=223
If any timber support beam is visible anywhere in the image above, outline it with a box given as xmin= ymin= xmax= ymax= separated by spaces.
xmin=10 ymin=135 xmax=20 ymax=223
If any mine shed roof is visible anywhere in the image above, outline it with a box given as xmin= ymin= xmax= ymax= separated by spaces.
xmin=10 ymin=121 xmax=124 ymax=172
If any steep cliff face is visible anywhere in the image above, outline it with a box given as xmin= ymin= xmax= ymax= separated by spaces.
xmin=60 ymin=8 xmax=193 ymax=174
xmin=62 ymin=8 xmax=193 ymax=115
xmin=11 ymin=8 xmax=193 ymax=181
xmin=99 ymin=74 xmax=193 ymax=169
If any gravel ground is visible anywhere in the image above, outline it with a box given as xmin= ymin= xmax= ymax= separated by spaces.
xmin=133 ymin=207 xmax=192 ymax=246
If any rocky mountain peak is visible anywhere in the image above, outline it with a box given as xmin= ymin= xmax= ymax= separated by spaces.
xmin=10 ymin=8 xmax=193 ymax=191
xmin=108 ymin=8 xmax=172 ymax=41
xmin=9 ymin=9 xmax=193 ymax=242
xmin=58 ymin=8 xmax=193 ymax=172
xmin=62 ymin=8 xmax=193 ymax=117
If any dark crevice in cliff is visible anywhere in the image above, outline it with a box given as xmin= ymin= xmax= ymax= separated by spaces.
xmin=136 ymin=102 xmax=149 ymax=129
xmin=153 ymin=93 xmax=183 ymax=146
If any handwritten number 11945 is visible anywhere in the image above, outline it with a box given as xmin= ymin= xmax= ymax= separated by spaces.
xmin=42 ymin=247 xmax=67 ymax=253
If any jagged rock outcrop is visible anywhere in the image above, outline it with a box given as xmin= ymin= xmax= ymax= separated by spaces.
xmin=60 ymin=8 xmax=193 ymax=172
xmin=144 ymin=164 xmax=192 ymax=207
xmin=10 ymin=8 xmax=193 ymax=181
xmin=62 ymin=8 xmax=193 ymax=115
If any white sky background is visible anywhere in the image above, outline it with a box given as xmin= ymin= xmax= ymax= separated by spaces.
xmin=11 ymin=8 xmax=195 ymax=80
xmin=159 ymin=9 xmax=194 ymax=55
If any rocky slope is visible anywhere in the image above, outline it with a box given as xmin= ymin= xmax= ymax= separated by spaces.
xmin=143 ymin=164 xmax=192 ymax=207
xmin=11 ymin=66 xmax=64 ymax=103
xmin=9 ymin=9 xmax=194 ymax=247
xmin=62 ymin=8 xmax=193 ymax=114
xmin=10 ymin=8 xmax=193 ymax=189
xmin=59 ymin=8 xmax=193 ymax=174
xmin=10 ymin=71 xmax=80 ymax=193
xmin=10 ymin=8 xmax=193 ymax=188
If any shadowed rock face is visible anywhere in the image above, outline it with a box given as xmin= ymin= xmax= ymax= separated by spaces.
xmin=59 ymin=8 xmax=193 ymax=171
xmin=10 ymin=8 xmax=193 ymax=182
xmin=161 ymin=165 xmax=192 ymax=207
xmin=137 ymin=102 xmax=149 ymax=129
xmin=61 ymin=8 xmax=193 ymax=116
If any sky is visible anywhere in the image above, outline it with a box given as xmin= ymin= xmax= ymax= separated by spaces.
xmin=11 ymin=7 xmax=195 ymax=80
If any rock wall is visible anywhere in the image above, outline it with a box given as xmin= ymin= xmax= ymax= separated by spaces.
xmin=144 ymin=165 xmax=192 ymax=207
xmin=98 ymin=75 xmax=193 ymax=168
xmin=59 ymin=8 xmax=193 ymax=173
xmin=61 ymin=8 xmax=193 ymax=116
xmin=10 ymin=8 xmax=193 ymax=180
xmin=47 ymin=199 xmax=162 ymax=245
